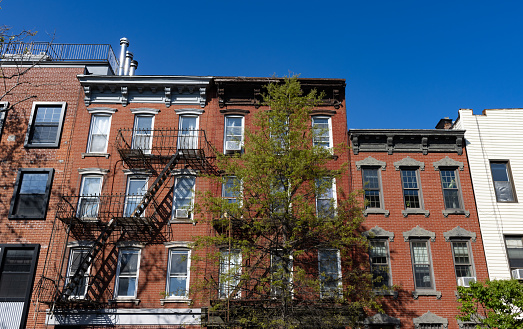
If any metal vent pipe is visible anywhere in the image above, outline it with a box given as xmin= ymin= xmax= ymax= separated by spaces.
xmin=118 ymin=38 xmax=129 ymax=76
xmin=130 ymin=60 xmax=138 ymax=76
xmin=123 ymin=51 xmax=133 ymax=76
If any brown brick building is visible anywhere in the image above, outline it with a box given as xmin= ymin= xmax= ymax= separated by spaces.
xmin=349 ymin=128 xmax=488 ymax=329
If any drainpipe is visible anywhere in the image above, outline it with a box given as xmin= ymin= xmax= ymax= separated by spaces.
xmin=124 ymin=51 xmax=133 ymax=76
xmin=118 ymin=38 xmax=129 ymax=76
xmin=130 ymin=60 xmax=138 ymax=76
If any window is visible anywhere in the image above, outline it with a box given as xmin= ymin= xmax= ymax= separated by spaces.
xmin=124 ymin=177 xmax=147 ymax=217
xmin=65 ymin=248 xmax=90 ymax=298
xmin=410 ymin=240 xmax=434 ymax=289
xmin=370 ymin=240 xmax=391 ymax=288
xmin=178 ymin=115 xmax=198 ymax=150
xmin=316 ymin=178 xmax=336 ymax=218
xmin=172 ymin=176 xmax=195 ymax=219
xmin=271 ymin=252 xmax=293 ymax=297
xmin=318 ymin=249 xmax=341 ymax=298
xmin=87 ymin=114 xmax=111 ymax=153
xmin=224 ymin=116 xmax=244 ymax=153
xmin=312 ymin=116 xmax=332 ymax=149
xmin=25 ymin=102 xmax=66 ymax=148
xmin=490 ymin=161 xmax=516 ymax=202
xmin=271 ymin=176 xmax=288 ymax=214
xmin=505 ymin=236 xmax=523 ymax=277
xmin=219 ymin=249 xmax=241 ymax=299
xmin=222 ymin=176 xmax=241 ymax=204
xmin=440 ymin=169 xmax=463 ymax=209
xmin=451 ymin=241 xmax=474 ymax=282
xmin=77 ymin=175 xmax=102 ymax=219
xmin=362 ymin=168 xmax=382 ymax=209
xmin=115 ymin=249 xmax=140 ymax=298
xmin=0 ymin=245 xmax=39 ymax=329
xmin=132 ymin=115 xmax=154 ymax=154
xmin=166 ymin=249 xmax=190 ymax=298
xmin=9 ymin=168 xmax=54 ymax=219
xmin=401 ymin=169 xmax=422 ymax=209
xmin=0 ymin=102 xmax=7 ymax=140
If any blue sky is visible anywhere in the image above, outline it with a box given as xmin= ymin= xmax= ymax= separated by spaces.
xmin=2 ymin=0 xmax=522 ymax=129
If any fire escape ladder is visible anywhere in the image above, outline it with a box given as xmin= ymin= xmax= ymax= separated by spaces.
xmin=131 ymin=153 xmax=179 ymax=218
xmin=59 ymin=218 xmax=116 ymax=302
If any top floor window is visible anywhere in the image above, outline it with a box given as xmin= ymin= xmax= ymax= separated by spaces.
xmin=312 ymin=116 xmax=332 ymax=149
xmin=362 ymin=168 xmax=382 ymax=209
xmin=132 ymin=115 xmax=154 ymax=154
xmin=87 ymin=114 xmax=111 ymax=153
xmin=224 ymin=116 xmax=244 ymax=154
xmin=401 ymin=169 xmax=422 ymax=209
xmin=440 ymin=169 xmax=463 ymax=209
xmin=25 ymin=102 xmax=67 ymax=148
xmin=490 ymin=161 xmax=516 ymax=202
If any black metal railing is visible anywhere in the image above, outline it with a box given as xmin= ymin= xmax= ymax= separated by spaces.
xmin=0 ymin=42 xmax=118 ymax=72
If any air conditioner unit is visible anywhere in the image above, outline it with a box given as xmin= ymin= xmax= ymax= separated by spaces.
xmin=457 ymin=276 xmax=476 ymax=287
xmin=175 ymin=209 xmax=189 ymax=218
xmin=225 ymin=141 xmax=241 ymax=153
xmin=512 ymin=269 xmax=523 ymax=280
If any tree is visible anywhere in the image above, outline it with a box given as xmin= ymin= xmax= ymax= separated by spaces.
xmin=457 ymin=279 xmax=523 ymax=329
xmin=194 ymin=77 xmax=379 ymax=328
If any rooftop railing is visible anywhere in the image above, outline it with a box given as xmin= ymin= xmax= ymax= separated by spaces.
xmin=0 ymin=42 xmax=118 ymax=73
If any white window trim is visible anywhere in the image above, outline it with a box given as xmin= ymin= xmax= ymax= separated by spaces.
xmin=223 ymin=115 xmax=244 ymax=154
xmin=165 ymin=248 xmax=192 ymax=300
xmin=87 ymin=113 xmax=112 ymax=154
xmin=130 ymin=108 xmax=160 ymax=115
xmin=124 ymin=176 xmax=149 ymax=217
xmin=77 ymin=168 xmax=110 ymax=175
xmin=219 ymin=248 xmax=242 ymax=299
xmin=87 ymin=107 xmax=117 ymax=114
xmin=318 ymin=249 xmax=342 ymax=299
xmin=24 ymin=101 xmax=67 ymax=148
xmin=316 ymin=177 xmax=337 ymax=218
xmin=114 ymin=248 xmax=142 ymax=299
xmin=271 ymin=251 xmax=294 ymax=297
xmin=177 ymin=115 xmax=200 ymax=150
xmin=132 ymin=114 xmax=155 ymax=154
xmin=312 ymin=115 xmax=333 ymax=150
xmin=77 ymin=174 xmax=103 ymax=220
xmin=174 ymin=108 xmax=204 ymax=116
xmin=66 ymin=248 xmax=91 ymax=299
xmin=172 ymin=175 xmax=196 ymax=221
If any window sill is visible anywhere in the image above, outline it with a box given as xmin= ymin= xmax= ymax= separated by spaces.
xmin=109 ymin=298 xmax=140 ymax=306
xmin=373 ymin=289 xmax=398 ymax=298
xmin=364 ymin=208 xmax=390 ymax=217
xmin=24 ymin=143 xmax=60 ymax=149
xmin=402 ymin=209 xmax=430 ymax=217
xmin=412 ymin=290 xmax=441 ymax=299
xmin=160 ymin=298 xmax=191 ymax=306
xmin=442 ymin=209 xmax=470 ymax=218
xmin=170 ymin=218 xmax=195 ymax=224
xmin=81 ymin=152 xmax=110 ymax=159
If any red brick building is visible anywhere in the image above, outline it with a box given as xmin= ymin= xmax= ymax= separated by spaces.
xmin=349 ymin=128 xmax=488 ymax=329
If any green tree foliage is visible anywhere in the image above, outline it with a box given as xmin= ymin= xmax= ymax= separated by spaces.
xmin=194 ymin=77 xmax=379 ymax=328
xmin=457 ymin=279 xmax=523 ymax=329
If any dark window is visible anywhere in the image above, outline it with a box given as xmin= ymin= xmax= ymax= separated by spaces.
xmin=505 ymin=236 xmax=523 ymax=273
xmin=0 ymin=102 xmax=7 ymax=140
xmin=402 ymin=169 xmax=421 ymax=209
xmin=318 ymin=249 xmax=341 ymax=298
xmin=440 ymin=169 xmax=463 ymax=209
xmin=370 ymin=240 xmax=391 ymax=288
xmin=9 ymin=169 xmax=54 ymax=219
xmin=490 ymin=161 xmax=516 ymax=202
xmin=25 ymin=103 xmax=66 ymax=148
xmin=363 ymin=168 xmax=382 ymax=209
xmin=410 ymin=240 xmax=434 ymax=289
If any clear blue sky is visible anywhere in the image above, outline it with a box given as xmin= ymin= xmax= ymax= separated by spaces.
xmin=2 ymin=0 xmax=522 ymax=129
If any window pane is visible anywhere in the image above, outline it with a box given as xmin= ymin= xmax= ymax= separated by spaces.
xmin=412 ymin=242 xmax=432 ymax=288
xmin=494 ymin=181 xmax=515 ymax=202
xmin=404 ymin=190 xmax=420 ymax=208
xmin=81 ymin=177 xmax=102 ymax=195
xmin=19 ymin=173 xmax=48 ymax=194
xmin=443 ymin=190 xmax=460 ymax=209
xmin=401 ymin=170 xmax=418 ymax=189
xmin=491 ymin=162 xmax=515 ymax=202
xmin=35 ymin=106 xmax=61 ymax=123
xmin=440 ymin=170 xmax=457 ymax=188
xmin=89 ymin=115 xmax=110 ymax=152
xmin=506 ymin=236 xmax=523 ymax=269
xmin=0 ymin=249 xmax=35 ymax=298
xmin=117 ymin=277 xmax=136 ymax=296
xmin=169 ymin=277 xmax=187 ymax=296
xmin=363 ymin=169 xmax=380 ymax=189
xmin=32 ymin=125 xmax=58 ymax=143
xmin=491 ymin=163 xmax=509 ymax=181
xmin=170 ymin=251 xmax=188 ymax=275
xmin=174 ymin=176 xmax=195 ymax=209
xmin=365 ymin=190 xmax=381 ymax=208
xmin=120 ymin=251 xmax=139 ymax=275
xmin=312 ymin=117 xmax=331 ymax=148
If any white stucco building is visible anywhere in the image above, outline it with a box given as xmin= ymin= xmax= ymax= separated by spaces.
xmin=453 ymin=108 xmax=523 ymax=280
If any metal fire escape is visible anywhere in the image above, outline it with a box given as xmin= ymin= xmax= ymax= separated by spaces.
xmin=38 ymin=128 xmax=218 ymax=309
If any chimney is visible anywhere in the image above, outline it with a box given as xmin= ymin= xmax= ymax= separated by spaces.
xmin=129 ymin=60 xmax=138 ymax=76
xmin=118 ymin=38 xmax=129 ymax=76
xmin=123 ymin=51 xmax=133 ymax=76
xmin=435 ymin=117 xmax=453 ymax=130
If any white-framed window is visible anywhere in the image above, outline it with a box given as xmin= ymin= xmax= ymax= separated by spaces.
xmin=65 ymin=248 xmax=90 ymax=298
xmin=166 ymin=249 xmax=191 ymax=298
xmin=224 ymin=116 xmax=244 ymax=154
xmin=410 ymin=240 xmax=434 ymax=290
xmin=271 ymin=251 xmax=293 ymax=297
xmin=124 ymin=177 xmax=148 ymax=217
xmin=271 ymin=176 xmax=288 ymax=214
xmin=369 ymin=240 xmax=391 ymax=288
xmin=114 ymin=248 xmax=141 ymax=298
xmin=318 ymin=249 xmax=341 ymax=298
xmin=219 ymin=249 xmax=241 ymax=299
xmin=87 ymin=114 xmax=112 ymax=153
xmin=78 ymin=175 xmax=103 ymax=219
xmin=132 ymin=115 xmax=154 ymax=154
xmin=222 ymin=176 xmax=241 ymax=204
xmin=178 ymin=115 xmax=199 ymax=150
xmin=25 ymin=102 xmax=67 ymax=148
xmin=172 ymin=176 xmax=196 ymax=219
xmin=315 ymin=177 xmax=336 ymax=218
xmin=312 ymin=116 xmax=332 ymax=149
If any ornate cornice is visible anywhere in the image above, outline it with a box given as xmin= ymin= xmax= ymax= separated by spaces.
xmin=443 ymin=226 xmax=477 ymax=242
xmin=413 ymin=311 xmax=448 ymax=329
xmin=433 ymin=156 xmax=464 ymax=171
xmin=394 ymin=157 xmax=425 ymax=171
xmin=355 ymin=156 xmax=387 ymax=170
xmin=363 ymin=226 xmax=395 ymax=241
xmin=403 ymin=226 xmax=436 ymax=242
